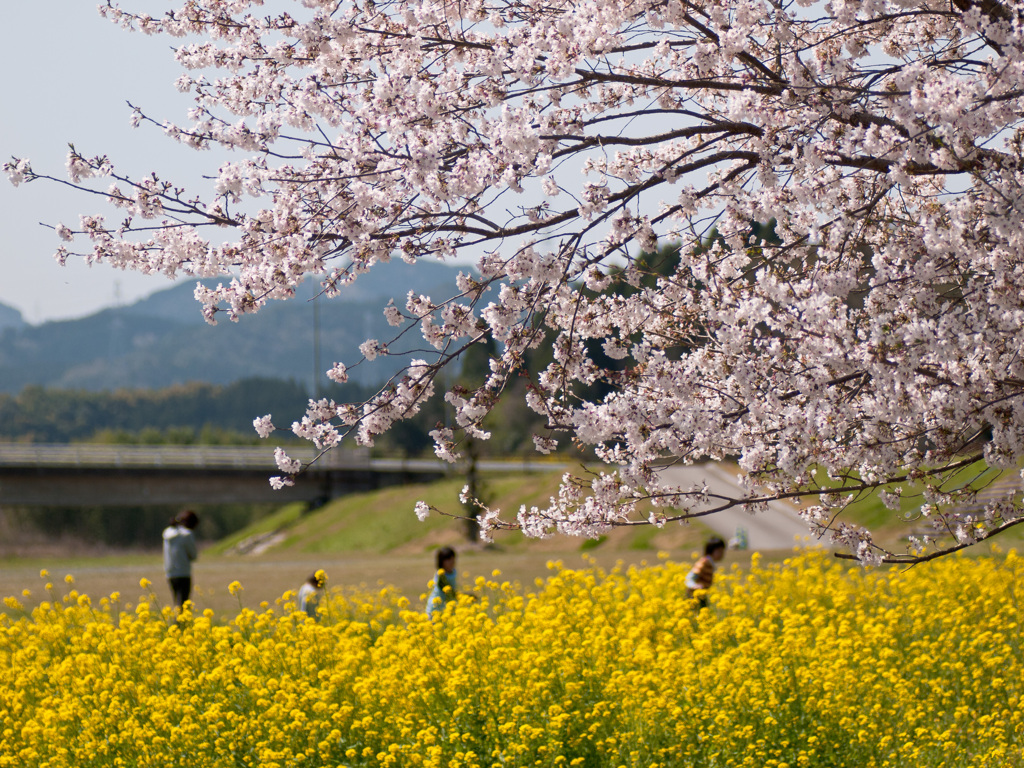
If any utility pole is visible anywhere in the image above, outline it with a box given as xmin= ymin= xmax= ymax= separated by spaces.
xmin=313 ymin=297 xmax=322 ymax=399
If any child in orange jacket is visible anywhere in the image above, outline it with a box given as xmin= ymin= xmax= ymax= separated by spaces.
xmin=686 ymin=537 xmax=727 ymax=608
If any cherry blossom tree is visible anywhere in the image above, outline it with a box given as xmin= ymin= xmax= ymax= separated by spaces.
xmin=9 ymin=0 xmax=1024 ymax=563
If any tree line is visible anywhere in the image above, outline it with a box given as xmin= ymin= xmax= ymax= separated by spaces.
xmin=0 ymin=373 xmax=557 ymax=458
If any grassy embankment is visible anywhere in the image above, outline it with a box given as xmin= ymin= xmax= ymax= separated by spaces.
xmin=209 ymin=470 xmax=716 ymax=557
xmin=807 ymin=459 xmax=1024 ymax=553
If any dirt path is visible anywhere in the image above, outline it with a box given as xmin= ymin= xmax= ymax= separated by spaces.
xmin=657 ymin=464 xmax=826 ymax=551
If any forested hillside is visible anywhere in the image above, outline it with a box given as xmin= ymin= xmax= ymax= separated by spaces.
xmin=0 ymin=378 xmax=322 ymax=444
xmin=0 ymin=375 xmax=551 ymax=457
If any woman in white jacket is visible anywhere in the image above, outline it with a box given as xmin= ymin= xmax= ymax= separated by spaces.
xmin=163 ymin=510 xmax=199 ymax=608
xmin=297 ymin=570 xmax=326 ymax=620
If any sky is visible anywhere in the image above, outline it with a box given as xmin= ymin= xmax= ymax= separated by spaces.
xmin=0 ymin=1 xmax=648 ymax=326
xmin=0 ymin=2 xmax=208 ymax=324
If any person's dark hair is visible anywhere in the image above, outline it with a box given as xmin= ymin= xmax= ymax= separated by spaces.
xmin=705 ymin=537 xmax=726 ymax=556
xmin=436 ymin=546 xmax=456 ymax=570
xmin=174 ymin=509 xmax=199 ymax=529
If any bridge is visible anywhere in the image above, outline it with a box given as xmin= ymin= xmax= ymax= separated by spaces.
xmin=0 ymin=443 xmax=564 ymax=507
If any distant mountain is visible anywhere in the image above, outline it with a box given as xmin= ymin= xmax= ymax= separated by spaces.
xmin=0 ymin=303 xmax=25 ymax=333
xmin=0 ymin=260 xmax=470 ymax=393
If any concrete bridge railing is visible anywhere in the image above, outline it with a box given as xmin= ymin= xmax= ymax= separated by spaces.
xmin=0 ymin=443 xmax=370 ymax=471
xmin=0 ymin=443 xmax=571 ymax=507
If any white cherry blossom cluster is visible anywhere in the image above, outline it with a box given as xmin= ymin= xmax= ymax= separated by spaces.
xmin=11 ymin=0 xmax=1024 ymax=561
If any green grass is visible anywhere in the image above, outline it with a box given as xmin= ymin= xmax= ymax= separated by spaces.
xmin=626 ymin=524 xmax=663 ymax=550
xmin=218 ymin=471 xmax=713 ymax=557
xmin=282 ymin=478 xmax=469 ymax=553
xmin=807 ymin=459 xmax=1024 ymax=551
xmin=205 ymin=502 xmax=309 ymax=556
xmin=222 ymin=473 xmax=572 ymax=555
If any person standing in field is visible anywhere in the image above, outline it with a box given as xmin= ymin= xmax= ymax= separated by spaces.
xmin=427 ymin=546 xmax=458 ymax=618
xmin=686 ymin=537 xmax=727 ymax=609
xmin=163 ymin=509 xmax=199 ymax=609
xmin=298 ymin=570 xmax=326 ymax=620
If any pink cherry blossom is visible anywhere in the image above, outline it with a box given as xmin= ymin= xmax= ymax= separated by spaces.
xmin=10 ymin=0 xmax=1024 ymax=563
xmin=252 ymin=414 xmax=275 ymax=439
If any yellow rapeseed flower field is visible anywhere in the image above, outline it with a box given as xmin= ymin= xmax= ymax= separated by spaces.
xmin=1 ymin=551 xmax=1022 ymax=767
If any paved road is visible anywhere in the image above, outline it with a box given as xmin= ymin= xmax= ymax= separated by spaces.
xmin=657 ymin=464 xmax=826 ymax=551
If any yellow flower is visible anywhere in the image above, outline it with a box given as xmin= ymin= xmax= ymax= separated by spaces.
xmin=39 ymin=569 xmax=49 ymax=579
xmin=139 ymin=577 xmax=152 ymax=590
xmin=0 ymin=550 xmax=1019 ymax=767
xmin=228 ymin=581 xmax=243 ymax=596
xmin=63 ymin=574 xmax=75 ymax=585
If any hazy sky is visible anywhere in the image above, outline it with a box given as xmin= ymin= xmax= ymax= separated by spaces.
xmin=0 ymin=2 xmax=210 ymax=324
xmin=0 ymin=2 xmax=627 ymax=325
